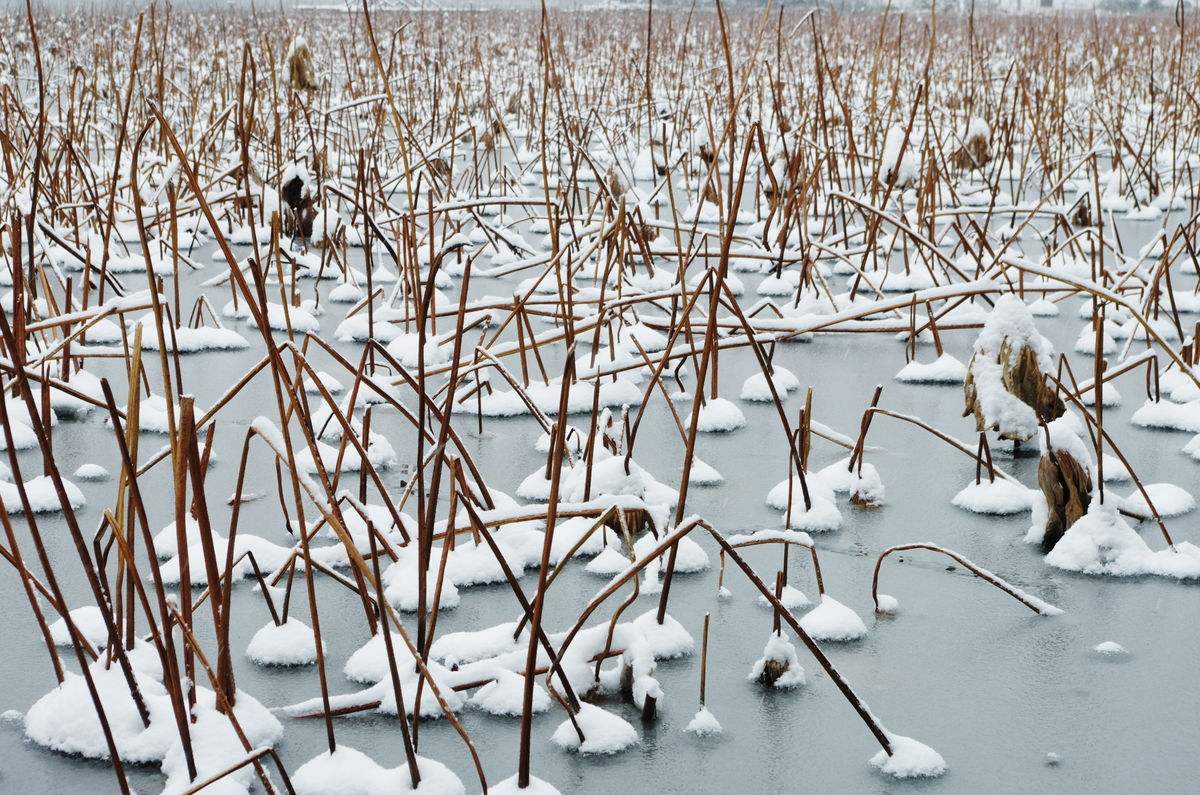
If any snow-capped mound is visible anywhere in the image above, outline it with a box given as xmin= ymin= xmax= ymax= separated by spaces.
xmin=952 ymin=478 xmax=1034 ymax=515
xmin=799 ymin=595 xmax=868 ymax=641
xmin=869 ymin=733 xmax=947 ymax=779
xmin=550 ymin=703 xmax=638 ymax=754
xmin=1046 ymin=498 xmax=1200 ymax=579
xmin=895 ymin=354 xmax=966 ymax=384
xmin=245 ymin=619 xmax=323 ymax=666
xmin=1121 ymin=483 xmax=1195 ymax=518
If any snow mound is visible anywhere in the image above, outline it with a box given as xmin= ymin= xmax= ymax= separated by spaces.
xmin=756 ymin=584 xmax=811 ymax=611
xmin=849 ymin=464 xmax=885 ymax=506
xmin=869 ymin=733 xmax=947 ymax=779
xmin=1121 ymin=483 xmax=1195 ymax=518
xmin=245 ymin=619 xmax=323 ymax=666
xmin=695 ymin=398 xmax=746 ymax=432
xmin=951 ymin=478 xmax=1034 ymax=515
xmin=748 ymin=632 xmax=805 ymax=688
xmin=684 ymin=706 xmax=723 ymax=737
xmin=491 ymin=774 xmax=561 ymax=794
xmin=1 ymin=475 xmax=86 ymax=514
xmin=470 ymin=669 xmax=550 ymax=717
xmin=688 ymin=457 xmax=724 ymax=485
xmin=894 ymin=354 xmax=966 ymax=384
xmin=1046 ymin=498 xmax=1200 ymax=579
xmin=49 ymin=605 xmax=108 ymax=649
xmin=740 ymin=367 xmax=800 ymax=401
xmin=292 ymin=745 xmax=465 ymax=794
xmin=632 ymin=609 xmax=695 ymax=658
xmin=875 ymin=594 xmax=900 ymax=614
xmin=1092 ymin=641 xmax=1129 ymax=656
xmin=1130 ymin=399 xmax=1200 ymax=433
xmin=800 ymin=595 xmax=868 ymax=641
xmin=550 ymin=703 xmax=638 ymax=754
xmin=73 ymin=463 xmax=109 ymax=481
xmin=634 ymin=534 xmax=708 ymax=575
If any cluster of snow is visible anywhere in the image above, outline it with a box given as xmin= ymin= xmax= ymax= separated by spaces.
xmin=245 ymin=619 xmax=323 ymax=667
xmin=869 ymin=732 xmax=947 ymax=779
xmin=799 ymin=595 xmax=868 ymax=642
xmin=684 ymin=706 xmax=723 ymax=737
xmin=551 ymin=703 xmax=639 ymax=754
xmin=740 ymin=366 xmax=801 ymax=402
xmin=1046 ymin=498 xmax=1200 ymax=579
xmin=292 ymin=745 xmax=465 ymax=794
xmin=965 ymin=295 xmax=1056 ymax=442
xmin=895 ymin=353 xmax=967 ymax=384
xmin=748 ymin=632 xmax=806 ymax=689
xmin=24 ymin=644 xmax=283 ymax=790
xmin=952 ymin=478 xmax=1034 ymax=515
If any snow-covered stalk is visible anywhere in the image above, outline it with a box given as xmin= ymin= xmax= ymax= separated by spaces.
xmin=872 ymin=543 xmax=1061 ymax=616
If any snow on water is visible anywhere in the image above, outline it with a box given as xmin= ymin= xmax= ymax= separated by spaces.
xmin=48 ymin=605 xmax=108 ymax=649
xmin=740 ymin=366 xmax=800 ymax=401
xmin=1093 ymin=641 xmax=1129 ymax=657
xmin=469 ymin=669 xmax=550 ymax=717
xmin=799 ymin=595 xmax=868 ymax=642
xmin=875 ymin=594 xmax=900 ymax=615
xmin=748 ymin=632 xmax=806 ymax=689
xmin=756 ymin=584 xmax=811 ymax=611
xmin=894 ymin=353 xmax=966 ymax=384
xmin=687 ymin=457 xmax=724 ymax=485
xmin=245 ymin=619 xmax=323 ymax=667
xmin=1130 ymin=399 xmax=1200 ymax=433
xmin=1121 ymin=483 xmax=1195 ymax=519
xmin=695 ymin=397 xmax=746 ymax=433
xmin=1046 ymin=498 xmax=1200 ymax=580
xmin=25 ymin=641 xmax=282 ymax=791
xmin=292 ymin=746 xmax=465 ymax=795
xmin=0 ymin=475 xmax=85 ymax=514
xmin=72 ymin=463 xmax=109 ymax=481
xmin=631 ymin=609 xmax=695 ymax=659
xmin=684 ymin=706 xmax=723 ymax=737
xmin=952 ymin=478 xmax=1034 ymax=515
xmin=10 ymin=10 xmax=1200 ymax=793
xmin=869 ymin=733 xmax=947 ymax=779
xmin=491 ymin=774 xmax=561 ymax=795
xmin=550 ymin=703 xmax=639 ymax=754
xmin=160 ymin=688 xmax=283 ymax=793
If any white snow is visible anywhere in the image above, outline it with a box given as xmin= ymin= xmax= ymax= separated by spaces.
xmin=73 ymin=463 xmax=109 ymax=481
xmin=951 ymin=478 xmax=1034 ymax=515
xmin=748 ymin=631 xmax=805 ymax=689
xmin=292 ymin=745 xmax=465 ymax=794
xmin=1092 ymin=641 xmax=1129 ymax=656
xmin=1046 ymin=498 xmax=1200 ymax=579
xmin=48 ymin=605 xmax=108 ymax=649
xmin=469 ymin=668 xmax=549 ymax=717
xmin=869 ymin=733 xmax=947 ymax=779
xmin=245 ymin=618 xmax=323 ymax=666
xmin=550 ymin=703 xmax=639 ymax=754
xmin=1 ymin=475 xmax=85 ymax=514
xmin=875 ymin=594 xmax=900 ymax=614
xmin=965 ymin=295 xmax=1055 ymax=442
xmin=1130 ymin=399 xmax=1200 ymax=433
xmin=684 ymin=706 xmax=723 ymax=737
xmin=895 ymin=354 xmax=966 ymax=384
xmin=1121 ymin=483 xmax=1195 ymax=519
xmin=799 ymin=595 xmax=868 ymax=641
xmin=695 ymin=397 xmax=746 ymax=432
xmin=756 ymin=584 xmax=811 ymax=611
xmin=491 ymin=774 xmax=561 ymax=794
